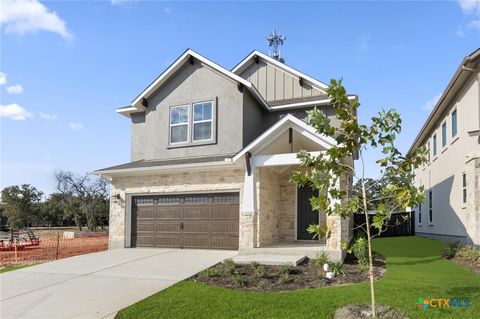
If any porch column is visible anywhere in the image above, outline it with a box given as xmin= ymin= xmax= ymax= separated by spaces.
xmin=240 ymin=165 xmax=257 ymax=249
xmin=326 ymin=176 xmax=342 ymax=251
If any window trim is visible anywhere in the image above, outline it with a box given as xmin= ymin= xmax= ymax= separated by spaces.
xmin=169 ymin=104 xmax=190 ymax=145
xmin=167 ymin=99 xmax=217 ymax=147
xmin=192 ymin=100 xmax=214 ymax=142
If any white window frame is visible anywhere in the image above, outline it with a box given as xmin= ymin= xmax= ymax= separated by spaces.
xmin=169 ymin=104 xmax=190 ymax=145
xmin=192 ymin=100 xmax=214 ymax=142
xmin=432 ymin=134 xmax=438 ymax=157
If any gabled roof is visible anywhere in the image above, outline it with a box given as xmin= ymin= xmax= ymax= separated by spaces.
xmin=232 ymin=50 xmax=329 ymax=91
xmin=118 ymin=49 xmax=269 ymax=116
xmin=232 ymin=114 xmax=336 ymax=162
xmin=407 ymin=48 xmax=480 ymax=157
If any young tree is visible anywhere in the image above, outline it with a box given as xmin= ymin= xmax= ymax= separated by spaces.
xmin=0 ymin=184 xmax=43 ymax=228
xmin=291 ymin=79 xmax=427 ymax=317
xmin=55 ymin=171 xmax=109 ymax=231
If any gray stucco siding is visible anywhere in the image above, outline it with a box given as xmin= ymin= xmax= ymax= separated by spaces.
xmin=242 ymin=90 xmax=267 ymax=146
xmin=131 ymin=62 xmax=245 ymax=161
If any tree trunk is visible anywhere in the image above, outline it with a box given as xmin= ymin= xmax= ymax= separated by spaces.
xmin=362 ymin=180 xmax=376 ymax=318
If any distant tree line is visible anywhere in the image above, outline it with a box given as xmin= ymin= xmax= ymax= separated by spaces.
xmin=0 ymin=171 xmax=109 ymax=231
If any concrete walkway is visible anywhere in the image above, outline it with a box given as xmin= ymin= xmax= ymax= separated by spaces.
xmin=0 ymin=248 xmax=236 ymax=319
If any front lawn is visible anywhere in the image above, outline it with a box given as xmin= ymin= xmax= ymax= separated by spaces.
xmin=116 ymin=236 xmax=480 ymax=319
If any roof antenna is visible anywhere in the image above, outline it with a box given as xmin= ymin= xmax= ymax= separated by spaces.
xmin=266 ymin=29 xmax=286 ymax=63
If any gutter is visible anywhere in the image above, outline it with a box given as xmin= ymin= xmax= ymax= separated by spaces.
xmin=407 ymin=49 xmax=480 ymax=157
xmin=93 ymin=160 xmax=240 ymax=177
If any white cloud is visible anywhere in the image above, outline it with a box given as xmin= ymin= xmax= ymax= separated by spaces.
xmin=6 ymin=84 xmax=23 ymax=94
xmin=0 ymin=72 xmax=7 ymax=86
xmin=423 ymin=93 xmax=442 ymax=111
xmin=39 ymin=112 xmax=57 ymax=120
xmin=69 ymin=122 xmax=83 ymax=130
xmin=458 ymin=0 xmax=480 ymax=13
xmin=457 ymin=0 xmax=480 ymax=34
xmin=357 ymin=33 xmax=372 ymax=52
xmin=110 ymin=0 xmax=135 ymax=6
xmin=0 ymin=0 xmax=72 ymax=39
xmin=0 ymin=103 xmax=33 ymax=120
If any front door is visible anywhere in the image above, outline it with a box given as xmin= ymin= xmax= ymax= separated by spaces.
xmin=297 ymin=186 xmax=319 ymax=240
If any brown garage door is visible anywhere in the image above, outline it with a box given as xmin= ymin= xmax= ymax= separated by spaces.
xmin=131 ymin=193 xmax=239 ymax=250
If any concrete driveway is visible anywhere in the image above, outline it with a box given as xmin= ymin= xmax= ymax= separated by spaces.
xmin=0 ymin=248 xmax=237 ymax=319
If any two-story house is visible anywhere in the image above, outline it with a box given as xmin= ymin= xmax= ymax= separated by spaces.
xmin=408 ymin=48 xmax=480 ymax=245
xmin=95 ymin=49 xmax=354 ymax=260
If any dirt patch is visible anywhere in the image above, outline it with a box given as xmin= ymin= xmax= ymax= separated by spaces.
xmin=192 ymin=254 xmax=385 ymax=292
xmin=450 ymin=256 xmax=480 ymax=273
xmin=334 ymin=304 xmax=409 ymax=319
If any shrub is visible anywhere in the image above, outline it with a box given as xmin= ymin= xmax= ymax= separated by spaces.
xmin=250 ymin=261 xmax=260 ymax=270
xmin=280 ymin=273 xmax=291 ymax=283
xmin=456 ymin=245 xmax=480 ymax=265
xmin=441 ymin=247 xmax=456 ymax=259
xmin=221 ymin=258 xmax=236 ymax=276
xmin=254 ymin=265 xmax=267 ymax=278
xmin=233 ymin=273 xmax=248 ymax=287
xmin=351 ymin=236 xmax=368 ymax=269
xmin=331 ymin=261 xmax=346 ymax=276
xmin=314 ymin=251 xmax=330 ymax=269
xmin=279 ymin=263 xmax=295 ymax=275
xmin=200 ymin=266 xmax=220 ymax=277
xmin=317 ymin=270 xmax=325 ymax=280
xmin=358 ymin=262 xmax=369 ymax=273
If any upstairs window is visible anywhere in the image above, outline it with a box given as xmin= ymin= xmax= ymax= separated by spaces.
xmin=432 ymin=134 xmax=437 ymax=156
xmin=193 ymin=101 xmax=213 ymax=141
xmin=452 ymin=110 xmax=457 ymax=138
xmin=441 ymin=122 xmax=447 ymax=147
xmin=170 ymin=105 xmax=189 ymax=144
xmin=462 ymin=173 xmax=467 ymax=204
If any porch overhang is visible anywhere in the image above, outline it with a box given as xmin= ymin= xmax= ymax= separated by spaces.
xmin=233 ymin=114 xmax=336 ymax=214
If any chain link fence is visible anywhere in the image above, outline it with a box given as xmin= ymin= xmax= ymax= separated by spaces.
xmin=0 ymin=234 xmax=108 ymax=267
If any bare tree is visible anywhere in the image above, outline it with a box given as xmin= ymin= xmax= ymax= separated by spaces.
xmin=55 ymin=171 xmax=109 ymax=231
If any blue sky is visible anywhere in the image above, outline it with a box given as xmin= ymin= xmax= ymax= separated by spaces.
xmin=1 ymin=0 xmax=479 ymax=195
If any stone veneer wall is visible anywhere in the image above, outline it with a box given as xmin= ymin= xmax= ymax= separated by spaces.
xmin=256 ymin=167 xmax=281 ymax=246
xmin=278 ymin=170 xmax=296 ymax=241
xmin=108 ymin=168 xmax=244 ymax=249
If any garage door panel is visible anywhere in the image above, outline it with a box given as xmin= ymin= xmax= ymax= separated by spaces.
xmin=182 ymin=206 xmax=210 ymax=219
xmin=155 ymin=222 xmax=180 ymax=233
xmin=132 ymin=192 xmax=239 ymax=250
xmin=155 ymin=234 xmax=181 ymax=247
xmin=155 ymin=207 xmax=183 ymax=220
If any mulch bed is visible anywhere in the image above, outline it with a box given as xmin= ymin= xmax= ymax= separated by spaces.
xmin=192 ymin=254 xmax=385 ymax=292
xmin=334 ymin=304 xmax=409 ymax=319
xmin=449 ymin=256 xmax=480 ymax=273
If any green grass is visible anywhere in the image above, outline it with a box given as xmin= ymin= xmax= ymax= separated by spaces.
xmin=0 ymin=264 xmax=34 ymax=273
xmin=116 ymin=237 xmax=480 ymax=319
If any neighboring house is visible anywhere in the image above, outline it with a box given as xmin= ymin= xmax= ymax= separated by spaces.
xmin=408 ymin=48 xmax=480 ymax=245
xmin=95 ymin=49 xmax=354 ymax=260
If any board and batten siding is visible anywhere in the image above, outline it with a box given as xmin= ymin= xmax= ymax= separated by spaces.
xmin=239 ymin=60 xmax=326 ymax=102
